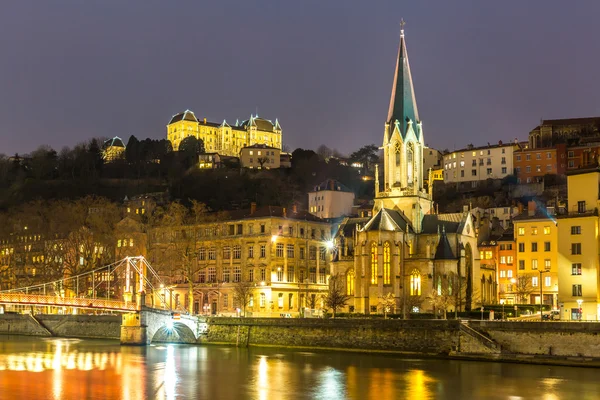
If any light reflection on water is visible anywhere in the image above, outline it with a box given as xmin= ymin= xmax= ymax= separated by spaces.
xmin=0 ymin=335 xmax=599 ymax=400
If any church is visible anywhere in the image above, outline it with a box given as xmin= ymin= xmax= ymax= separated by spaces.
xmin=331 ymin=28 xmax=488 ymax=316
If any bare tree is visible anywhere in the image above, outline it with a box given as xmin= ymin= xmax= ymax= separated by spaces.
xmin=316 ymin=144 xmax=332 ymax=161
xmin=257 ymin=156 xmax=269 ymax=168
xmin=232 ymin=280 xmax=254 ymax=317
xmin=322 ymin=274 xmax=351 ymax=318
xmin=515 ymin=275 xmax=534 ymax=304
xmin=378 ymin=293 xmax=397 ymax=319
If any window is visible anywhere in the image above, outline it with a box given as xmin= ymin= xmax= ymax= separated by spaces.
xmin=299 ymin=247 xmax=305 ymax=259
xmin=526 ymin=166 xmax=531 ymax=173
xmin=531 ymin=242 xmax=538 ymax=252
xmin=507 ymin=270 xmax=513 ymax=278
xmin=544 ymin=259 xmax=551 ymax=270
xmin=208 ymin=267 xmax=216 ymax=282
xmin=198 ymin=248 xmax=206 ymax=260
xmin=370 ymin=243 xmax=378 ymax=285
xmin=276 ymin=268 xmax=283 ymax=282
xmin=531 ymin=259 xmax=538 ymax=270
xmin=223 ymin=268 xmax=230 ymax=282
xmin=260 ymin=268 xmax=266 ymax=281
xmin=543 ymin=226 xmax=550 ymax=235
xmin=536 ymin=153 xmax=541 ymax=160
xmin=518 ymin=227 xmax=525 ymax=236
xmin=500 ymin=256 xmax=506 ymax=264
xmin=544 ymin=242 xmax=551 ymax=252
xmin=248 ymin=245 xmax=254 ymax=258
xmin=507 ymin=256 xmax=513 ymax=264
xmin=516 ymin=155 xmax=521 ymax=161
xmin=410 ymin=270 xmax=421 ymax=296
xmin=223 ymin=294 xmax=228 ymax=308
xmin=578 ymin=201 xmax=586 ymax=213
xmin=233 ymin=267 xmax=241 ymax=282
xmin=276 ymin=243 xmax=284 ymax=257
xmin=249 ymin=269 xmax=254 ymax=282
xmin=531 ymin=227 xmax=538 ymax=235
xmin=288 ymin=226 xmax=293 ymax=236
xmin=547 ymin=152 xmax=552 ymax=159
xmin=472 ymin=160 xmax=476 ymax=166
xmin=572 ymin=284 xmax=582 ymax=297
xmin=287 ymin=244 xmax=294 ymax=258
xmin=287 ymin=266 xmax=294 ymax=282
xmin=309 ymin=246 xmax=316 ymax=260
xmin=487 ymin=168 xmax=492 ymax=175
xmin=518 ymin=243 xmax=525 ymax=252
xmin=347 ymin=270 xmax=355 ymax=295
xmin=260 ymin=224 xmax=265 ymax=233
xmin=519 ymin=260 xmax=525 ymax=270
xmin=278 ymin=293 xmax=284 ymax=308
xmin=568 ymin=151 xmax=574 ymax=158
xmin=260 ymin=245 xmax=266 ymax=258
xmin=233 ymin=245 xmax=241 ymax=259
xmin=571 ymin=226 xmax=581 ymax=235
xmin=383 ymin=242 xmax=391 ymax=285
xmin=526 ymin=154 xmax=531 ymax=161
xmin=501 ymin=157 xmax=506 ymax=164
xmin=502 ymin=167 xmax=507 ymax=174
xmin=532 ymin=276 xmax=538 ymax=287
xmin=545 ymin=276 xmax=551 ymax=287
xmin=208 ymin=248 xmax=216 ymax=260
xmin=568 ymin=160 xmax=574 ymax=168
xmin=223 ymin=246 xmax=231 ymax=259
xmin=500 ymin=270 xmax=506 ymax=278
xmin=260 ymin=293 xmax=266 ymax=307
xmin=572 ymin=263 xmax=582 ymax=275
xmin=472 ymin=170 xmax=477 ymax=176
xmin=572 ymin=243 xmax=582 ymax=255
xmin=460 ymin=160 xmax=465 ymax=167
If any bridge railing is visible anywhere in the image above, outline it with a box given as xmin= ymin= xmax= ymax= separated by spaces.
xmin=0 ymin=293 xmax=139 ymax=312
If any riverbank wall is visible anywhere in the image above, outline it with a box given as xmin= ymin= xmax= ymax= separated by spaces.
xmin=0 ymin=314 xmax=120 ymax=339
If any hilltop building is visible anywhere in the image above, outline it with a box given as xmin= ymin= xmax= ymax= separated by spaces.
xmin=102 ymin=137 xmax=126 ymax=162
xmin=308 ymin=179 xmax=355 ymax=219
xmin=166 ymin=110 xmax=282 ymax=157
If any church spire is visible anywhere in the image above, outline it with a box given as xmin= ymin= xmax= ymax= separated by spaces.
xmin=386 ymin=20 xmax=420 ymax=139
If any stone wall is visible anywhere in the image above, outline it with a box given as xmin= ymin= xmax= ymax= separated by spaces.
xmin=0 ymin=314 xmax=121 ymax=339
xmin=471 ymin=321 xmax=600 ymax=357
xmin=200 ymin=318 xmax=460 ymax=354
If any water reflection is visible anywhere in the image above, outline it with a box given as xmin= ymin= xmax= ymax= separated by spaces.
xmin=0 ymin=335 xmax=600 ymax=400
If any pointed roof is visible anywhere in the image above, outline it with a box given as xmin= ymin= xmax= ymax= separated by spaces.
xmin=435 ymin=228 xmax=457 ymax=260
xmin=103 ymin=136 xmax=125 ymax=148
xmin=387 ymin=28 xmax=420 ymax=139
xmin=363 ymin=208 xmax=413 ymax=233
xmin=168 ymin=109 xmax=198 ymax=124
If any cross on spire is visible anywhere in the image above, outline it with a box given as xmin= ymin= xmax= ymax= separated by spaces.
xmin=400 ymin=18 xmax=406 ymax=37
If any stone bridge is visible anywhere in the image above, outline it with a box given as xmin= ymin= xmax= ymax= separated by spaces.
xmin=120 ymin=306 xmax=207 ymax=345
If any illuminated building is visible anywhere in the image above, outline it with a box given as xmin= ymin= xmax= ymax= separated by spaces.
xmin=308 ymin=179 xmax=355 ymax=219
xmin=102 ymin=137 xmax=125 ymax=162
xmin=166 ymin=110 xmax=282 ymax=156
xmin=239 ymin=144 xmax=281 ymax=169
xmin=331 ymin=27 xmax=486 ymax=315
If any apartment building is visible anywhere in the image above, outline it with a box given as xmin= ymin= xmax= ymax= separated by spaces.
xmin=442 ymin=142 xmax=517 ymax=184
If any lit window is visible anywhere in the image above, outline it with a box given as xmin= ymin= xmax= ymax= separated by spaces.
xmin=532 ymin=276 xmax=538 ymax=287
xmin=518 ymin=227 xmax=525 ymax=236
xmin=410 ymin=270 xmax=421 ymax=296
xmin=370 ymin=243 xmax=378 ymax=285
xmin=383 ymin=242 xmax=391 ymax=285
xmin=347 ymin=270 xmax=355 ymax=295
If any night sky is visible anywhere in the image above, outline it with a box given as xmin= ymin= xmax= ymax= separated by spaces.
xmin=1 ymin=1 xmax=599 ymax=156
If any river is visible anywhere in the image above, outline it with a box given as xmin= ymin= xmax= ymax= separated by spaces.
xmin=0 ymin=335 xmax=598 ymax=400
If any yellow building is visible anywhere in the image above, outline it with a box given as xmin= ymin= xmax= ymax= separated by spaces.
xmin=556 ymin=168 xmax=600 ymax=320
xmin=239 ymin=144 xmax=281 ymax=169
xmin=513 ymin=203 xmax=559 ymax=308
xmin=102 ymin=137 xmax=125 ymax=162
xmin=116 ymin=204 xmax=333 ymax=317
xmin=166 ymin=110 xmax=282 ymax=156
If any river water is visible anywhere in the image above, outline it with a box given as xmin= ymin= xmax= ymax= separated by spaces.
xmin=0 ymin=336 xmax=598 ymax=400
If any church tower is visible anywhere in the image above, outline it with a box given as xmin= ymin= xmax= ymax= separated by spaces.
xmin=374 ymin=25 xmax=432 ymax=232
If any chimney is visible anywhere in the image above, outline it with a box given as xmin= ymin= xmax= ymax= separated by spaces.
xmin=203 ymin=117 xmax=207 ymax=124
xmin=283 ymin=207 xmax=287 ymax=218
xmin=292 ymin=204 xmax=297 ymax=213
xmin=250 ymin=202 xmax=257 ymax=215
xmin=527 ymin=201 xmax=536 ymax=217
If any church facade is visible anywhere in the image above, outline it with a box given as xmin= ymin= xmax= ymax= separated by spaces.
xmin=332 ymin=29 xmax=489 ymax=316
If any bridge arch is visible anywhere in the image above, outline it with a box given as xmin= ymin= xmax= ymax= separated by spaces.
xmin=151 ymin=322 xmax=197 ymax=344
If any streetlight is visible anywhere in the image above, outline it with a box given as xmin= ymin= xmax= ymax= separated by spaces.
xmin=500 ymin=299 xmax=506 ymax=320
xmin=539 ymin=266 xmax=551 ymax=322
xmin=577 ymin=299 xmax=583 ymax=321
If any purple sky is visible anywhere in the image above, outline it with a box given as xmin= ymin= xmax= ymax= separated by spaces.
xmin=1 ymin=1 xmax=599 ymax=156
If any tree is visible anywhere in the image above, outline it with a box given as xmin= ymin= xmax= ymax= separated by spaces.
xmin=349 ymin=144 xmax=379 ymax=173
xmin=322 ymin=274 xmax=351 ymax=318
xmin=257 ymin=156 xmax=269 ymax=168
xmin=378 ymin=293 xmax=397 ymax=319
xmin=232 ymin=280 xmax=254 ymax=317
xmin=515 ymin=275 xmax=534 ymax=303
xmin=427 ymin=276 xmax=455 ymax=320
xmin=317 ymin=144 xmax=332 ymax=161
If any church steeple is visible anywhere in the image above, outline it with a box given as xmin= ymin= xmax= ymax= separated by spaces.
xmin=386 ymin=22 xmax=420 ymax=140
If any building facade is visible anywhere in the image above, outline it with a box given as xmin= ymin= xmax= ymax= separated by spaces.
xmin=529 ymin=117 xmax=600 ymax=149
xmin=308 ymin=179 xmax=355 ymax=219
xmin=239 ymin=144 xmax=281 ymax=169
xmin=167 ymin=110 xmax=282 ymax=156
xmin=442 ymin=142 xmax=517 ymax=184
xmin=513 ymin=144 xmax=566 ymax=183
xmin=102 ymin=137 xmax=126 ymax=162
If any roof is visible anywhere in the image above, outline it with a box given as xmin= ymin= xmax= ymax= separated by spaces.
xmin=239 ymin=115 xmax=279 ymax=131
xmin=168 ymin=110 xmax=198 ymax=124
xmin=241 ymin=144 xmax=280 ymax=151
xmin=362 ymin=208 xmax=413 ymax=233
xmin=536 ymin=117 xmax=600 ymax=128
xmin=447 ymin=141 xmax=518 ymax=154
xmin=334 ymin=217 xmax=370 ymax=238
xmin=226 ymin=205 xmax=327 ymax=223
xmin=387 ymin=29 xmax=420 ymax=140
xmin=421 ymin=213 xmax=465 ymax=234
xmin=103 ymin=136 xmax=125 ymax=148
xmin=311 ymin=179 xmax=352 ymax=193
xmin=496 ymin=227 xmax=514 ymax=242
xmin=434 ymin=229 xmax=456 ymax=260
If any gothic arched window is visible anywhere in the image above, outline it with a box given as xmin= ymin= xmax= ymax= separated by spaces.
xmin=347 ymin=269 xmax=355 ymax=295
xmin=370 ymin=243 xmax=378 ymax=285
xmin=410 ymin=270 xmax=421 ymax=296
xmin=383 ymin=242 xmax=391 ymax=285
xmin=407 ymin=142 xmax=414 ymax=185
